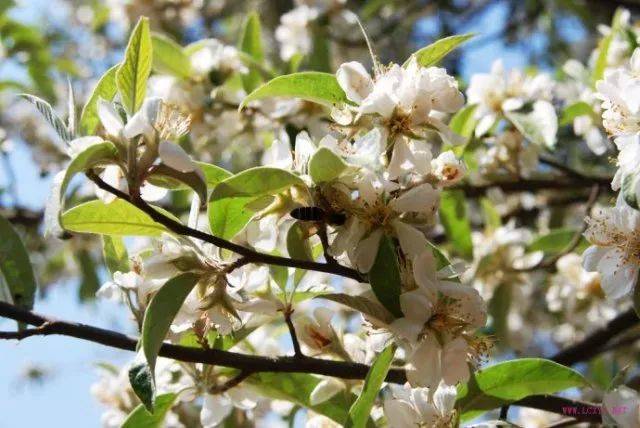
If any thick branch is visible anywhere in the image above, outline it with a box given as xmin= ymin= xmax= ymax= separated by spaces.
xmin=86 ymin=171 xmax=364 ymax=283
xmin=0 ymin=301 xmax=614 ymax=422
xmin=550 ymin=308 xmax=639 ymax=366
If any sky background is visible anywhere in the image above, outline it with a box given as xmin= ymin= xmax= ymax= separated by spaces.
xmin=0 ymin=1 xmax=587 ymax=426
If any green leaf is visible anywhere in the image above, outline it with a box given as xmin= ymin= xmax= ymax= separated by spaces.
xmin=286 ymin=221 xmax=314 ymax=286
xmin=480 ymin=197 xmax=501 ymax=232
xmin=527 ymin=228 xmax=589 ymax=256
xmin=129 ymin=360 xmax=155 ymax=412
xmin=317 ymin=293 xmax=393 ymax=324
xmin=77 ymin=249 xmax=101 ymax=301
xmin=102 ymin=235 xmax=130 ymax=275
xmin=141 ymin=273 xmax=201 ymax=394
xmin=308 ymin=147 xmax=350 ymax=184
xmin=448 ymin=104 xmax=478 ymax=153
xmin=456 ymin=358 xmax=590 ymax=421
xmin=151 ymin=33 xmax=190 ymax=79
xmin=61 ymin=199 xmax=175 ymax=237
xmin=406 ymin=33 xmax=475 ymax=67
xmin=248 ymin=372 xmax=356 ymax=424
xmin=439 ymin=190 xmax=473 ymax=259
xmin=148 ymin=164 xmax=208 ymax=204
xmin=60 ymin=142 xmax=119 ymax=204
xmin=241 ymin=72 xmax=348 ymax=109
xmin=19 ymin=94 xmax=72 ymax=142
xmin=117 ymin=17 xmax=152 ymax=114
xmin=238 ymin=12 xmax=264 ymax=93
xmin=368 ymin=235 xmax=402 ymax=318
xmin=560 ymin=101 xmax=594 ymax=126
xmin=209 ymin=167 xmax=306 ymax=240
xmin=149 ymin=162 xmax=231 ymax=190
xmin=427 ymin=241 xmax=451 ymax=270
xmin=345 ymin=344 xmax=395 ymax=428
xmin=308 ymin=24 xmax=331 ymax=72
xmin=79 ymin=65 xmax=118 ymax=135
xmin=488 ymin=282 xmax=511 ymax=343
xmin=122 ymin=393 xmax=178 ymax=428
xmin=0 ymin=215 xmax=37 ymax=310
xmin=622 ymin=172 xmax=640 ymax=210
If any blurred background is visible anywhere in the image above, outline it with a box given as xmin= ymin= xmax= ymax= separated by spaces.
xmin=0 ymin=0 xmax=636 ymax=425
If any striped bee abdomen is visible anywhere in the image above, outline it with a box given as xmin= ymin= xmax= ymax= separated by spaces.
xmin=290 ymin=206 xmax=326 ymax=222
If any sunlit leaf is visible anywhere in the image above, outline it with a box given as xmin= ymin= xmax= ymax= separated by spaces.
xmin=238 ymin=12 xmax=264 ymax=93
xmin=102 ymin=235 xmax=130 ymax=275
xmin=122 ymin=393 xmax=177 ymax=428
xmin=406 ymin=33 xmax=475 ymax=67
xmin=345 ymin=344 xmax=395 ymax=428
xmin=151 ymin=33 xmax=190 ymax=79
xmin=241 ymin=72 xmax=348 ymax=109
xmin=79 ymin=65 xmax=119 ymax=135
xmin=117 ymin=17 xmax=152 ymax=114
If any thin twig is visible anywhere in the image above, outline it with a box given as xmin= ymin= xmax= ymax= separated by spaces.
xmin=209 ymin=370 xmax=254 ymax=394
xmin=284 ymin=306 xmax=303 ymax=357
xmin=86 ymin=171 xmax=364 ymax=283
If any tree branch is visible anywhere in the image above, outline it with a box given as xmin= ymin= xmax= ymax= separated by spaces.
xmin=0 ymin=300 xmax=614 ymax=422
xmin=550 ymin=308 xmax=639 ymax=366
xmin=86 ymin=171 xmax=364 ymax=283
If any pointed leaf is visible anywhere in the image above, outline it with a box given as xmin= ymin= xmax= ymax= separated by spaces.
xmin=102 ymin=235 xmax=130 ymax=275
xmin=240 ymin=72 xmax=348 ymax=109
xmin=0 ymin=215 xmax=37 ymax=310
xmin=79 ymin=65 xmax=119 ymax=135
xmin=19 ymin=94 xmax=72 ymax=142
xmin=368 ymin=235 xmax=402 ymax=318
xmin=61 ymin=199 xmax=176 ymax=237
xmin=317 ymin=293 xmax=393 ymax=324
xmin=406 ymin=33 xmax=475 ymax=67
xmin=239 ymin=12 xmax=264 ymax=93
xmin=117 ymin=17 xmax=152 ymax=114
xmin=151 ymin=33 xmax=190 ymax=79
xmin=141 ymin=273 xmax=201 ymax=393
xmin=122 ymin=393 xmax=177 ymax=428
xmin=345 ymin=344 xmax=395 ymax=428
xmin=456 ymin=358 xmax=590 ymax=421
xmin=309 ymin=147 xmax=349 ymax=184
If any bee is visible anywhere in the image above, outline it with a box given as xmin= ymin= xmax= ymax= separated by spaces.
xmin=289 ymin=206 xmax=347 ymax=226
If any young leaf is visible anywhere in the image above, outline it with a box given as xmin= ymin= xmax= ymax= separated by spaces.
xmin=60 ymin=142 xmax=119 ymax=204
xmin=209 ymin=167 xmax=307 ymax=240
xmin=368 ymin=235 xmax=403 ymax=318
xmin=151 ymin=33 xmax=190 ymax=79
xmin=406 ymin=33 xmax=475 ymax=67
xmin=148 ymin=164 xmax=208 ymax=204
xmin=61 ymin=199 xmax=176 ymax=237
xmin=19 ymin=94 xmax=73 ymax=142
xmin=456 ymin=358 xmax=590 ymax=421
xmin=141 ymin=272 xmax=201 ymax=396
xmin=79 ymin=65 xmax=119 ymax=135
xmin=238 ymin=12 xmax=264 ymax=93
xmin=240 ymin=72 xmax=348 ymax=109
xmin=129 ymin=359 xmax=156 ymax=412
xmin=0 ymin=214 xmax=37 ymax=310
xmin=102 ymin=235 xmax=130 ymax=275
xmin=345 ymin=344 xmax=395 ymax=428
xmin=449 ymin=104 xmax=478 ymax=139
xmin=248 ymin=372 xmax=357 ymax=424
xmin=560 ymin=101 xmax=594 ymax=126
xmin=439 ymin=190 xmax=473 ymax=259
xmin=308 ymin=147 xmax=349 ymax=184
xmin=122 ymin=393 xmax=178 ymax=428
xmin=527 ymin=228 xmax=589 ymax=256
xmin=317 ymin=293 xmax=393 ymax=324
xmin=116 ymin=17 xmax=152 ymax=114
xmin=286 ymin=221 xmax=314 ymax=286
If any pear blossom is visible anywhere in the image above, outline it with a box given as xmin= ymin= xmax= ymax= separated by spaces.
xmin=383 ymin=381 xmax=457 ymax=428
xmin=583 ymin=197 xmax=640 ymax=301
xmin=336 ymin=58 xmax=465 ymax=148
xmin=275 ymin=5 xmax=319 ymax=61
xmin=431 ymin=150 xmax=466 ymax=186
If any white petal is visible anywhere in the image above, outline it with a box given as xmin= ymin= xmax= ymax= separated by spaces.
xmin=159 ymin=140 xmax=196 ymax=172
xmin=97 ymin=99 xmax=124 ymax=136
xmin=201 ymin=395 xmax=232 ymax=428
xmin=336 ymin=61 xmax=373 ymax=103
xmin=392 ymin=220 xmax=429 ymax=259
xmin=352 ymin=229 xmax=383 ymax=272
xmin=309 ymin=378 xmax=345 ymax=405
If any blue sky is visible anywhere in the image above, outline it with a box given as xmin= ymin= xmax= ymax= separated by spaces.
xmin=0 ymin=1 xmax=589 ymax=426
